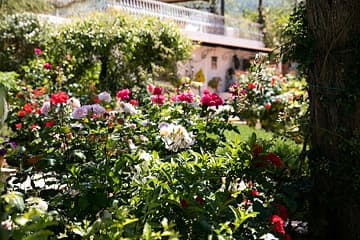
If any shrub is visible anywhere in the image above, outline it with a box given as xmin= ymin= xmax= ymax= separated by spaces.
xmin=45 ymin=13 xmax=192 ymax=95
xmin=1 ymin=83 xmax=300 ymax=239
xmin=0 ymin=13 xmax=48 ymax=72
xmin=229 ymin=54 xmax=308 ymax=142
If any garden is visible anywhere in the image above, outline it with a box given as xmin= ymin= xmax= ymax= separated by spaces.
xmin=0 ymin=12 xmax=310 ymax=240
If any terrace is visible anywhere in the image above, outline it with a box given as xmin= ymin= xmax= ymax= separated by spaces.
xmin=53 ymin=0 xmax=266 ymax=50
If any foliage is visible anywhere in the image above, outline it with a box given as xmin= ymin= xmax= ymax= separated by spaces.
xmin=0 ymin=0 xmax=52 ymax=14
xmin=0 ymin=13 xmax=48 ymax=72
xmin=44 ymin=13 xmax=192 ymax=95
xmin=229 ymin=54 xmax=308 ymax=142
xmin=0 ymin=77 xmax=301 ymax=239
xmin=281 ymin=1 xmax=314 ymax=72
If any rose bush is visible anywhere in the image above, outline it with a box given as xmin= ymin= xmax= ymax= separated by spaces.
xmin=0 ymin=75 xmax=300 ymax=239
xmin=229 ymin=54 xmax=308 ymax=142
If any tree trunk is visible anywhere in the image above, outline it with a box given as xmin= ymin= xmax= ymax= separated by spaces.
xmin=306 ymin=1 xmax=360 ymax=239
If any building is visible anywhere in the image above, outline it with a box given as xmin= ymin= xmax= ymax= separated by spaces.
xmin=53 ymin=0 xmax=271 ymax=93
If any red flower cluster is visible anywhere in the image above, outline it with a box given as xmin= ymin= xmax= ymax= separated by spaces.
xmin=270 ymin=214 xmax=285 ymax=235
xmin=50 ymin=91 xmax=69 ymax=105
xmin=172 ymin=91 xmax=195 ymax=103
xmin=116 ymin=89 xmax=131 ymax=100
xmin=23 ymin=103 xmax=33 ymax=113
xmin=50 ymin=92 xmax=68 ymax=105
xmin=264 ymin=153 xmax=283 ymax=168
xmin=200 ymin=89 xmax=224 ymax=108
xmin=252 ymin=144 xmax=283 ymax=168
xmin=270 ymin=205 xmax=291 ymax=238
xmin=153 ymin=87 xmax=163 ymax=95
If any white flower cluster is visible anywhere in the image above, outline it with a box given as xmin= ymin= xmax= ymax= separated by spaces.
xmin=159 ymin=123 xmax=194 ymax=152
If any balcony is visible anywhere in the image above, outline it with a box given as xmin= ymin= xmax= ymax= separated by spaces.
xmin=109 ymin=0 xmax=263 ymax=42
xmin=53 ymin=0 xmax=265 ymax=49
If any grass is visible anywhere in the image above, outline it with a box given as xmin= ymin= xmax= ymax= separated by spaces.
xmin=225 ymin=124 xmax=274 ymax=142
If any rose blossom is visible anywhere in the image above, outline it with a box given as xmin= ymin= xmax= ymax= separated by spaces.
xmin=44 ymin=62 xmax=52 ymax=69
xmin=151 ymin=94 xmax=166 ymax=105
xmin=34 ymin=48 xmax=42 ymax=55
xmin=116 ymin=89 xmax=131 ymax=100
xmin=50 ymin=91 xmax=69 ymax=105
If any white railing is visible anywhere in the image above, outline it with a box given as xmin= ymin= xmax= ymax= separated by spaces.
xmin=52 ymin=0 xmax=263 ymax=41
xmin=110 ymin=0 xmax=263 ymax=41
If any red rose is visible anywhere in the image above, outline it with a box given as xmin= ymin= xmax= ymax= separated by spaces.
xmin=195 ymin=195 xmax=205 ymax=205
xmin=247 ymin=82 xmax=256 ymax=90
xmin=129 ymin=99 xmax=139 ymax=106
xmin=153 ymin=86 xmax=163 ymax=95
xmin=265 ymin=102 xmax=272 ymax=109
xmin=45 ymin=121 xmax=55 ymax=127
xmin=251 ymin=189 xmax=259 ymax=196
xmin=18 ymin=110 xmax=25 ymax=117
xmin=94 ymin=96 xmax=100 ymax=104
xmin=180 ymin=199 xmax=189 ymax=208
xmin=50 ymin=91 xmax=69 ymax=105
xmin=267 ymin=153 xmax=283 ymax=168
xmin=31 ymin=124 xmax=39 ymax=130
xmin=15 ymin=123 xmax=22 ymax=129
xmin=23 ymin=103 xmax=33 ymax=113
xmin=270 ymin=214 xmax=285 ymax=235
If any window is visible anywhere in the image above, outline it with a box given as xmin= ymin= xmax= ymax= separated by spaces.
xmin=211 ymin=56 xmax=218 ymax=70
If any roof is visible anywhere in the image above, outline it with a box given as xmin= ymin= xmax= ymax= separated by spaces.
xmin=182 ymin=30 xmax=272 ymax=52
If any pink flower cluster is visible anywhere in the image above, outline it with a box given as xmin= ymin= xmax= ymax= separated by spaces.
xmin=116 ymin=89 xmax=131 ymax=100
xmin=148 ymin=84 xmax=166 ymax=105
xmin=200 ymin=89 xmax=224 ymax=108
xmin=172 ymin=91 xmax=195 ymax=103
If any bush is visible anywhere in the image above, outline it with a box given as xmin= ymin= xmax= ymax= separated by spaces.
xmin=229 ymin=54 xmax=308 ymax=142
xmin=0 ymin=82 xmax=301 ymax=239
xmin=0 ymin=13 xmax=48 ymax=72
xmin=44 ymin=13 xmax=192 ymax=95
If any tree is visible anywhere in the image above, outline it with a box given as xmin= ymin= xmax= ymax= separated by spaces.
xmin=0 ymin=0 xmax=52 ymax=14
xmin=306 ymin=1 xmax=360 ymax=239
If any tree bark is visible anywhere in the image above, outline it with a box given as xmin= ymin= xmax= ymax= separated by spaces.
xmin=306 ymin=1 xmax=360 ymax=239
